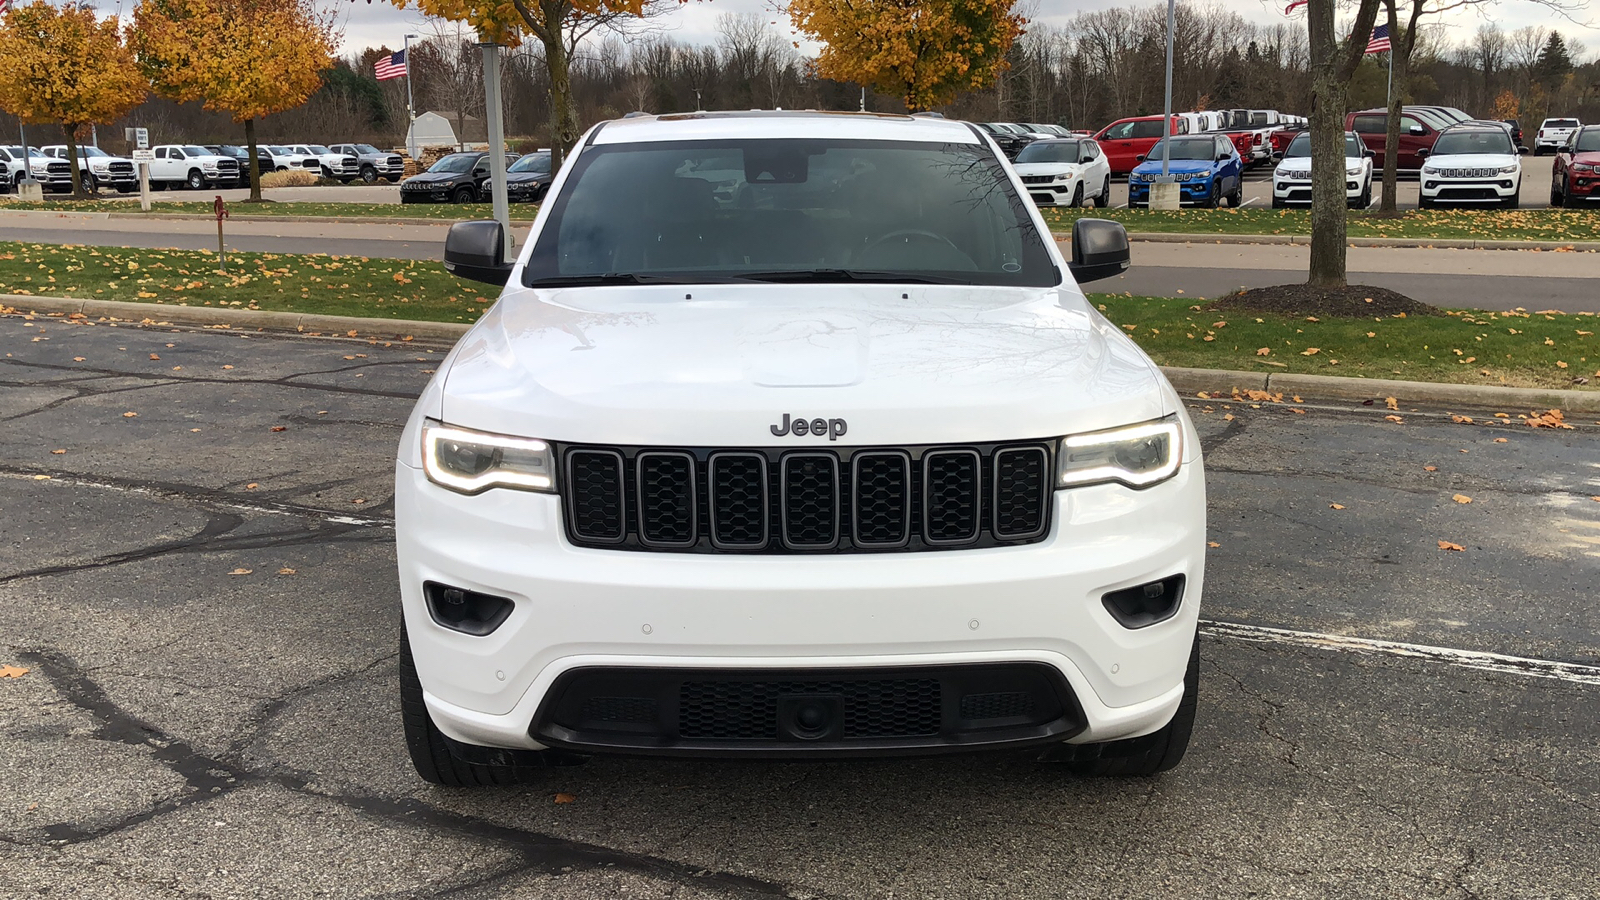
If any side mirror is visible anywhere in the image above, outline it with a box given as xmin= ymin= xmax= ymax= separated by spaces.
xmin=1067 ymin=218 xmax=1131 ymax=286
xmin=1519 ymin=146 xmax=1530 ymax=155
xmin=1081 ymin=155 xmax=1094 ymax=164
xmin=1135 ymin=154 xmax=1146 ymax=162
xmin=1408 ymin=125 xmax=1425 ymax=136
xmin=443 ymin=220 xmax=512 ymax=286
xmin=1416 ymin=148 xmax=1429 ymax=159
xmin=1364 ymin=148 xmax=1375 ymax=158
xmin=1217 ymin=152 xmax=1230 ymax=161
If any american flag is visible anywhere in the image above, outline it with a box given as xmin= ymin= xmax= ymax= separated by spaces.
xmin=374 ymin=49 xmax=407 ymax=81
xmin=0 ymin=0 xmax=10 ymax=15
xmin=1366 ymin=24 xmax=1392 ymax=54
xmin=1284 ymin=0 xmax=1307 ymax=13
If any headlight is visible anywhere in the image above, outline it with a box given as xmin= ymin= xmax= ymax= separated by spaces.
xmin=421 ymin=421 xmax=556 ymax=494
xmin=1346 ymin=166 xmax=1362 ymax=176
xmin=1422 ymin=166 xmax=1439 ymax=175
xmin=1058 ymin=418 xmax=1182 ymax=489
xmin=1498 ymin=165 xmax=1518 ymax=174
xmin=1274 ymin=167 xmax=1288 ymax=178
xmin=1575 ymin=163 xmax=1595 ymax=173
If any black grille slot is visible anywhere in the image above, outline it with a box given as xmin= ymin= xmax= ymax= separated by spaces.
xmin=781 ymin=453 xmax=839 ymax=549
xmin=960 ymin=691 xmax=1035 ymax=720
xmin=636 ymin=452 xmax=696 ymax=547
xmin=709 ymin=452 xmax=768 ymax=548
xmin=47 ymin=162 xmax=70 ymax=173
xmin=852 ymin=451 xmax=910 ymax=547
xmin=580 ymin=696 xmax=657 ymax=725
xmin=567 ymin=449 xmax=625 ymax=543
xmin=1020 ymin=174 xmax=1055 ymax=184
xmin=992 ymin=447 xmax=1048 ymax=540
xmin=924 ymin=450 xmax=980 ymax=544
xmin=678 ymin=679 xmax=941 ymax=740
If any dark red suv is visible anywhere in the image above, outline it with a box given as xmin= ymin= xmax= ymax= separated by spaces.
xmin=1551 ymin=125 xmax=1600 ymax=208
xmin=1346 ymin=108 xmax=1442 ymax=171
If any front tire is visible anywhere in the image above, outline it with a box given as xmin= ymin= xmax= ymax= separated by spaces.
xmin=1227 ymin=181 xmax=1243 ymax=208
xmin=1419 ymin=194 xmax=1434 ymax=210
xmin=399 ymin=623 xmax=576 ymax=786
xmin=360 ymin=165 xmax=378 ymax=184
xmin=186 ymin=169 xmax=204 ymax=190
xmin=1070 ymin=182 xmax=1084 ymax=208
xmin=1045 ymin=636 xmax=1199 ymax=776
xmin=450 ymin=185 xmax=476 ymax=204
xmin=80 ymin=174 xmax=97 ymax=194
xmin=1092 ymin=175 xmax=1110 ymax=208
xmin=1201 ymin=180 xmax=1220 ymax=209
xmin=1503 ymin=187 xmax=1520 ymax=210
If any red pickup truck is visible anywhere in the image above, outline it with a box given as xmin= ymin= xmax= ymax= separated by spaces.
xmin=1094 ymin=115 xmax=1191 ymax=175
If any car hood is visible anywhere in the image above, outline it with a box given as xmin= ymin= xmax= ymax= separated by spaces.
xmin=1569 ymin=151 xmax=1600 ymax=165
xmin=1131 ymin=160 xmax=1215 ymax=175
xmin=439 ymin=284 xmax=1173 ymax=447
xmin=506 ymin=172 xmax=551 ymax=185
xmin=1426 ymin=153 xmax=1518 ymax=168
xmin=1012 ymin=163 xmax=1080 ymax=177
xmin=406 ymin=171 xmax=465 ymax=184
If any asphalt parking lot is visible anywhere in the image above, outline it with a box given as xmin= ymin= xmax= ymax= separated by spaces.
xmin=2 ymin=314 xmax=1599 ymax=898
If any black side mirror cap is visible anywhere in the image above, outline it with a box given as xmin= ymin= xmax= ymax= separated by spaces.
xmin=1067 ymin=218 xmax=1131 ymax=286
xmin=1519 ymin=146 xmax=1530 ymax=155
xmin=1416 ymin=148 xmax=1430 ymax=158
xmin=1135 ymin=154 xmax=1146 ymax=162
xmin=1409 ymin=126 xmax=1426 ymax=136
xmin=443 ymin=220 xmax=512 ymax=286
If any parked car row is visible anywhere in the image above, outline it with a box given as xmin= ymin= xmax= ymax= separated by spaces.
xmin=0 ymin=140 xmax=411 ymax=194
xmin=399 ymin=150 xmax=553 ymax=204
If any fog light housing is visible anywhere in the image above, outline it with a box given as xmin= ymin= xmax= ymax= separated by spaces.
xmin=424 ymin=581 xmax=515 ymax=635
xmin=1102 ymin=575 xmax=1186 ymax=629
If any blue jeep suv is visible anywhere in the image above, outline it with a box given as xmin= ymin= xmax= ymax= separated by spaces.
xmin=1128 ymin=135 xmax=1244 ymax=208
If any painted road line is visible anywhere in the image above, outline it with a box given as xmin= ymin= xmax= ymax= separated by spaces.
xmin=1202 ymin=619 xmax=1600 ymax=687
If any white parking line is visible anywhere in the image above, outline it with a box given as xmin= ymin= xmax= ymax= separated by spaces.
xmin=1202 ymin=619 xmax=1600 ymax=687
xmin=1115 ymin=202 xmax=1128 ymax=209
xmin=1240 ymin=197 xmax=1260 ymax=207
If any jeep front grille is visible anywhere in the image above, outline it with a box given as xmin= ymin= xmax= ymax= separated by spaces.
xmin=558 ymin=442 xmax=1052 ymax=554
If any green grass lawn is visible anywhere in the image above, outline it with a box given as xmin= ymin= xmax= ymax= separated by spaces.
xmin=0 ymin=198 xmax=540 ymax=220
xmin=0 ymin=241 xmax=493 ymax=322
xmin=1093 ymin=294 xmax=1598 ymax=390
xmin=1041 ymin=207 xmax=1600 ymax=243
xmin=2 ymin=241 xmax=1594 ymax=390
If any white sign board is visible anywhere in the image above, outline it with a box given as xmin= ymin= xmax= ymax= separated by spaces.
xmin=131 ymin=149 xmax=155 ymax=163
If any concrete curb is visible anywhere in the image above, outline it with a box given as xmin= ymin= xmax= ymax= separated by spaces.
xmin=7 ymin=293 xmax=1598 ymax=413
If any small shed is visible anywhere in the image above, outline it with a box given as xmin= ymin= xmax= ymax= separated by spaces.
xmin=406 ymin=112 xmax=458 ymax=158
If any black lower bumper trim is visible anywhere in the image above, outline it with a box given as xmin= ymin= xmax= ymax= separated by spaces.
xmin=531 ymin=662 xmax=1085 ymax=758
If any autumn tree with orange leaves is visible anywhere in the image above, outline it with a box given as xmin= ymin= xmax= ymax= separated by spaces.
xmin=387 ymin=0 xmax=683 ymax=166
xmin=788 ymin=0 xmax=1024 ymax=112
xmin=0 ymin=2 xmax=148 ymax=199
xmin=132 ymin=0 xmax=337 ymax=201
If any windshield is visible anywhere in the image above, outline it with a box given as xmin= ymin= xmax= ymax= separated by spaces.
xmin=1144 ymin=139 xmax=1216 ymax=162
xmin=1433 ymin=130 xmax=1514 ymax=156
xmin=1283 ymin=134 xmax=1364 ymax=159
xmin=1015 ymin=141 xmax=1084 ymax=164
xmin=1575 ymin=130 xmax=1600 ymax=153
xmin=509 ymin=153 xmax=551 ymax=174
xmin=182 ymin=146 xmax=210 ymax=156
xmin=1546 ymin=119 xmax=1579 ymax=128
xmin=307 ymin=145 xmax=332 ymax=154
xmin=524 ymin=138 xmax=1055 ymax=288
xmin=6 ymin=147 xmax=43 ymax=158
xmin=75 ymin=147 xmax=111 ymax=158
xmin=355 ymin=144 xmax=381 ymax=154
xmin=429 ymin=154 xmax=478 ymax=174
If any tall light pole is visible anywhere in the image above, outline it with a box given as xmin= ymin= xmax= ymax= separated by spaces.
xmin=1148 ymin=0 xmax=1179 ymax=209
xmin=480 ymin=35 xmax=512 ymax=259
xmin=404 ymin=33 xmax=418 ymax=155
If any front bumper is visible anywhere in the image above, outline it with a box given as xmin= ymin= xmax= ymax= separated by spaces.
xmin=1128 ymin=180 xmax=1216 ymax=206
xmin=1022 ymin=177 xmax=1082 ymax=207
xmin=1273 ymin=176 xmax=1363 ymax=203
xmin=395 ymin=458 xmax=1205 ymax=755
xmin=1420 ymin=177 xmax=1518 ymax=202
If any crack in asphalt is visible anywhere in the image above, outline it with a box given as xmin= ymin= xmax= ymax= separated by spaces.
xmin=14 ymin=650 xmax=829 ymax=900
xmin=0 ymin=357 xmax=423 ymax=400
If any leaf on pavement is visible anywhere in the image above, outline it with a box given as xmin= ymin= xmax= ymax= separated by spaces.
xmin=1329 ymin=503 xmax=1345 ymax=510
xmin=270 ymin=426 xmax=287 ymax=432
xmin=222 ymin=364 xmax=234 ymax=370
xmin=1384 ymin=415 xmax=1404 ymax=423
xmin=554 ymin=792 xmax=576 ymax=804
xmin=1450 ymin=415 xmax=1474 ymax=424
xmin=228 ymin=568 xmax=252 ymax=576
xmin=122 ymin=411 xmax=137 ymax=418
xmin=0 ymin=665 xmax=29 ymax=679
xmin=1424 ymin=465 xmax=1438 ymax=472
xmin=1494 ymin=437 xmax=1508 ymax=443
xmin=245 ymin=483 xmax=259 ymax=490
xmin=73 ymin=356 xmax=85 ymax=361
xmin=149 ymin=354 xmax=160 ymax=360
xmin=1452 ymin=494 xmax=1473 ymax=504
xmin=1385 ymin=397 xmax=1399 ymax=411
xmin=51 ymin=449 xmax=65 ymax=454
xmin=1207 ymin=541 xmax=1221 ymax=548
xmin=277 ymin=568 xmax=297 ymax=575
xmin=1527 ymin=409 xmax=1572 ymax=429
xmin=1437 ymin=540 xmax=1465 ymax=552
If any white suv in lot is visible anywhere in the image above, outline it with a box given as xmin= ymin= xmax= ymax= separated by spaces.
xmin=1011 ymin=137 xmax=1112 ymax=208
xmin=394 ymin=111 xmax=1205 ymax=785
xmin=40 ymin=145 xmax=139 ymax=194
xmin=1272 ymin=131 xmax=1373 ymax=208
xmin=1534 ymin=117 xmax=1581 ymax=155
xmin=1419 ymin=124 xmax=1525 ymax=209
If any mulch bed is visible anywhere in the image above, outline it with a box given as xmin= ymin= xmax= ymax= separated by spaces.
xmin=1208 ymin=283 xmax=1438 ymax=319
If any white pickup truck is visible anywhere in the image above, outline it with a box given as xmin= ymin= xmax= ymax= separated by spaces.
xmin=329 ymin=143 xmax=406 ymax=183
xmin=287 ymin=144 xmax=359 ymax=181
xmin=1 ymin=145 xmax=73 ymax=192
xmin=147 ymin=144 xmax=242 ymax=190
xmin=40 ymin=145 xmax=138 ymax=194
xmin=262 ymin=145 xmax=320 ymax=173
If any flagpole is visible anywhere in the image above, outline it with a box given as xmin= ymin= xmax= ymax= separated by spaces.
xmin=403 ymin=34 xmax=417 ymax=156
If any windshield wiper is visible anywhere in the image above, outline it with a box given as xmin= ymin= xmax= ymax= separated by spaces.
xmin=737 ymin=269 xmax=967 ymax=285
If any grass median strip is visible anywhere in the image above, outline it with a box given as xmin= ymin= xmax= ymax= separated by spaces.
xmin=0 ymin=198 xmax=541 ymax=220
xmin=1042 ymin=207 xmax=1600 ymax=243
xmin=0 ymin=241 xmax=494 ymax=322
xmin=1093 ymin=293 xmax=1598 ymax=391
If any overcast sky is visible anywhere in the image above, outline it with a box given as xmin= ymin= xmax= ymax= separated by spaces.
xmin=321 ymin=0 xmax=1597 ymax=65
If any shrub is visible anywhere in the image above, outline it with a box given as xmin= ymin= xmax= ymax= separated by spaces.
xmin=260 ymin=169 xmax=316 ymax=188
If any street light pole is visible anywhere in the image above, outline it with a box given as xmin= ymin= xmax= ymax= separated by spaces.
xmin=480 ymin=36 xmax=512 ymax=260
xmin=1160 ymin=0 xmax=1175 ymax=180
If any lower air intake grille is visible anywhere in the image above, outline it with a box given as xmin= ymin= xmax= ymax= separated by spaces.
xmin=678 ymin=679 xmax=941 ymax=739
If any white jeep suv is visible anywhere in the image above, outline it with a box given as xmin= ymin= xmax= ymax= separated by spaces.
xmin=395 ymin=111 xmax=1205 ymax=785
xmin=1012 ymin=136 xmax=1113 ymax=208
xmin=1419 ymin=124 xmax=1524 ymax=209
xmin=1273 ymin=131 xmax=1373 ymax=208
